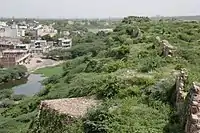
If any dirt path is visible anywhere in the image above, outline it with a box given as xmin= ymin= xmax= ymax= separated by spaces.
xmin=25 ymin=57 xmax=63 ymax=73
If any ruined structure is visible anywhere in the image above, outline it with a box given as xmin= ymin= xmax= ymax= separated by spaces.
xmin=175 ymin=69 xmax=188 ymax=113
xmin=156 ymin=36 xmax=175 ymax=57
xmin=29 ymin=97 xmax=99 ymax=132
xmin=185 ymin=83 xmax=200 ymax=133
xmin=38 ymin=97 xmax=98 ymax=119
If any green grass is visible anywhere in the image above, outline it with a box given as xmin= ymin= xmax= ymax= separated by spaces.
xmin=33 ymin=65 xmax=63 ymax=77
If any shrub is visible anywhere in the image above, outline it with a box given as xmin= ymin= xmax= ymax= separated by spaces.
xmin=11 ymin=94 xmax=26 ymax=101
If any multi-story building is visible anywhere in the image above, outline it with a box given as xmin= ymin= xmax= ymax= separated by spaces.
xmin=0 ymin=25 xmax=18 ymax=38
xmin=15 ymin=43 xmax=31 ymax=50
xmin=0 ymin=49 xmax=31 ymax=67
xmin=57 ymin=38 xmax=72 ymax=48
xmin=30 ymin=40 xmax=48 ymax=54
xmin=0 ymin=37 xmax=21 ymax=51
xmin=35 ymin=24 xmax=57 ymax=38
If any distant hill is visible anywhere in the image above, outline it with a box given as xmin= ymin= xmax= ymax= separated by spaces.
xmin=151 ymin=15 xmax=200 ymax=21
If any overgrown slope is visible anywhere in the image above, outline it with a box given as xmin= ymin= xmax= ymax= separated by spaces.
xmin=2 ymin=16 xmax=200 ymax=133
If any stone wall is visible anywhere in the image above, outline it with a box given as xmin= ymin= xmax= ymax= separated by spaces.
xmin=185 ymin=83 xmax=200 ymax=133
xmin=175 ymin=69 xmax=188 ymax=113
xmin=173 ymin=69 xmax=200 ymax=133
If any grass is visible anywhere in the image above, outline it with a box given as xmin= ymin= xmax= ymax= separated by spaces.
xmin=33 ymin=65 xmax=63 ymax=77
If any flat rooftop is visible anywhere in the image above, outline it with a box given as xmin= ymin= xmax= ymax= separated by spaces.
xmin=40 ymin=97 xmax=99 ymax=118
xmin=3 ymin=49 xmax=28 ymax=53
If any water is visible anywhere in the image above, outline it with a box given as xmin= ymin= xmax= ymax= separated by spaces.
xmin=12 ymin=74 xmax=46 ymax=96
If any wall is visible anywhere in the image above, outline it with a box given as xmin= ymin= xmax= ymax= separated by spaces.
xmin=0 ymin=56 xmax=16 ymax=67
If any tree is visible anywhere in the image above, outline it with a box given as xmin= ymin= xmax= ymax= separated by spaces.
xmin=41 ymin=34 xmax=54 ymax=41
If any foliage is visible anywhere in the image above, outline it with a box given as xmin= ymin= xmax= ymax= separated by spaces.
xmin=2 ymin=16 xmax=200 ymax=133
xmin=33 ymin=65 xmax=63 ymax=77
xmin=0 ymin=65 xmax=27 ymax=84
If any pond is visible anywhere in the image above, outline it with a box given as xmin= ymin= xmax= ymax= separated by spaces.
xmin=12 ymin=74 xmax=46 ymax=96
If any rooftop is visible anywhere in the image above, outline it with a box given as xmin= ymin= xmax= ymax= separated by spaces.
xmin=58 ymin=38 xmax=72 ymax=41
xmin=40 ymin=97 xmax=99 ymax=118
xmin=3 ymin=49 xmax=28 ymax=53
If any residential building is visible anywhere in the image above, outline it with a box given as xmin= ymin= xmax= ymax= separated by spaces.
xmin=0 ymin=21 xmax=7 ymax=27
xmin=0 ymin=49 xmax=31 ymax=67
xmin=57 ymin=38 xmax=72 ymax=48
xmin=0 ymin=25 xmax=18 ymax=38
xmin=15 ymin=44 xmax=31 ymax=50
xmin=0 ymin=37 xmax=21 ymax=51
xmin=35 ymin=24 xmax=57 ymax=38
xmin=2 ymin=49 xmax=28 ymax=57
xmin=30 ymin=40 xmax=48 ymax=54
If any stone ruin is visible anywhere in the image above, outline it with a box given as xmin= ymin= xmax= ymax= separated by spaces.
xmin=38 ymin=97 xmax=99 ymax=119
xmin=156 ymin=36 xmax=175 ymax=57
xmin=185 ymin=83 xmax=200 ymax=133
xmin=175 ymin=69 xmax=188 ymax=113
xmin=173 ymin=69 xmax=200 ymax=133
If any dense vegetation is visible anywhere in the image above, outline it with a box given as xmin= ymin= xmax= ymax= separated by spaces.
xmin=1 ymin=16 xmax=200 ymax=132
xmin=0 ymin=65 xmax=27 ymax=84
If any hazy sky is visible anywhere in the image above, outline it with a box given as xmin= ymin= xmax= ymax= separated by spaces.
xmin=1 ymin=0 xmax=200 ymax=18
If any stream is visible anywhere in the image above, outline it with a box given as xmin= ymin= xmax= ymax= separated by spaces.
xmin=0 ymin=74 xmax=46 ymax=96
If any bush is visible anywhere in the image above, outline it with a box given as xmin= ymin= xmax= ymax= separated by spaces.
xmin=42 ymin=75 xmax=60 ymax=85
xmin=11 ymin=94 xmax=26 ymax=101
xmin=0 ymin=100 xmax=15 ymax=108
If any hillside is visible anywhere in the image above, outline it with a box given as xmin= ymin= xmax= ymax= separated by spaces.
xmin=2 ymin=16 xmax=200 ymax=133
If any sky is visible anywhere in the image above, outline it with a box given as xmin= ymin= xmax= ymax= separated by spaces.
xmin=0 ymin=0 xmax=200 ymax=18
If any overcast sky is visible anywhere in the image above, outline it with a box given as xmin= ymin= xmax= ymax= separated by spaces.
xmin=0 ymin=0 xmax=200 ymax=18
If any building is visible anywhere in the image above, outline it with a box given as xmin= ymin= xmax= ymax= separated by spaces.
xmin=0 ymin=56 xmax=16 ymax=67
xmin=0 ymin=49 xmax=31 ymax=67
xmin=0 ymin=37 xmax=21 ymax=51
xmin=35 ymin=24 xmax=57 ymax=38
xmin=98 ymin=28 xmax=113 ymax=33
xmin=15 ymin=44 xmax=31 ymax=50
xmin=18 ymin=29 xmax=25 ymax=37
xmin=58 ymin=38 xmax=72 ymax=48
xmin=0 ymin=21 xmax=7 ymax=27
xmin=0 ymin=25 xmax=19 ymax=38
xmin=30 ymin=40 xmax=48 ymax=54
xmin=2 ymin=49 xmax=28 ymax=57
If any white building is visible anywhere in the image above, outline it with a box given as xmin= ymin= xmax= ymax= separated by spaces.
xmin=35 ymin=24 xmax=57 ymax=37
xmin=0 ymin=25 xmax=18 ymax=38
xmin=0 ymin=21 xmax=7 ymax=27
xmin=30 ymin=40 xmax=48 ymax=54
xmin=58 ymin=38 xmax=72 ymax=48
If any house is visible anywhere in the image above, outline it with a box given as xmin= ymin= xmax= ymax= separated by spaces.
xmin=0 ymin=37 xmax=21 ymax=51
xmin=30 ymin=40 xmax=49 ymax=54
xmin=15 ymin=44 xmax=31 ymax=50
xmin=35 ymin=24 xmax=57 ymax=38
xmin=0 ymin=21 xmax=7 ymax=27
xmin=2 ymin=49 xmax=28 ymax=57
xmin=0 ymin=49 xmax=31 ymax=67
xmin=58 ymin=38 xmax=72 ymax=48
xmin=0 ymin=25 xmax=19 ymax=38
xmin=98 ymin=28 xmax=113 ymax=33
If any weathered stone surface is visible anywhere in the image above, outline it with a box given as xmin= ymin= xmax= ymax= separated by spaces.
xmin=185 ymin=83 xmax=200 ymax=133
xmin=38 ymin=97 xmax=99 ymax=118
xmin=175 ymin=69 xmax=188 ymax=113
xmin=156 ymin=36 xmax=175 ymax=57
